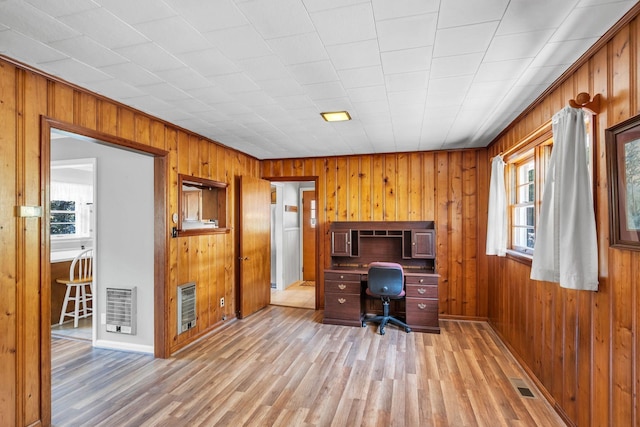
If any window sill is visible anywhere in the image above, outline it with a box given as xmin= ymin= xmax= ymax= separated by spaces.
xmin=506 ymin=249 xmax=533 ymax=266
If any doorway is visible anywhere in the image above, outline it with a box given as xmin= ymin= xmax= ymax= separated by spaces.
xmin=269 ymin=180 xmax=317 ymax=309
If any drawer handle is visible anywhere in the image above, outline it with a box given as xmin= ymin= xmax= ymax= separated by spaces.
xmin=419 ymin=278 xmax=424 ymax=283
xmin=340 ymin=275 xmax=344 ymax=279
xmin=338 ymin=284 xmax=346 ymax=290
xmin=417 ymin=288 xmax=426 ymax=295
xmin=338 ymin=298 xmax=346 ymax=304
xmin=418 ymin=303 xmax=427 ymax=310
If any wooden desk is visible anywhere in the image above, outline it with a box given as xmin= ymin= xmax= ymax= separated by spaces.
xmin=322 ymin=221 xmax=440 ymax=334
xmin=323 ymin=268 xmax=440 ymax=333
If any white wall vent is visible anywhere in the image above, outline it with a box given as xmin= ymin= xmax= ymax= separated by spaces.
xmin=178 ymin=282 xmax=197 ymax=334
xmin=106 ymin=287 xmax=137 ymax=335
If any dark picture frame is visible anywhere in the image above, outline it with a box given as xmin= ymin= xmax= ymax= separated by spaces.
xmin=606 ymin=113 xmax=640 ymax=250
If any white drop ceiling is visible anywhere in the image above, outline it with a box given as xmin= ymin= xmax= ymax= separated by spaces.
xmin=0 ymin=0 xmax=636 ymax=159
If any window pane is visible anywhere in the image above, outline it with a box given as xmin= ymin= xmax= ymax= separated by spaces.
xmin=51 ymin=212 xmax=76 ymax=223
xmin=513 ymin=206 xmax=534 ymax=227
xmin=512 ymin=227 xmax=535 ymax=249
xmin=51 ymin=224 xmax=76 ymax=235
xmin=51 ymin=200 xmax=75 ymax=211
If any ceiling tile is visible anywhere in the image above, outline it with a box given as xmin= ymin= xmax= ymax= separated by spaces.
xmin=99 ymin=62 xmax=163 ymax=86
xmin=474 ymin=58 xmax=532 ymax=82
xmin=302 ymin=0 xmax=369 ymax=13
xmin=164 ymin=0 xmax=248 ymax=32
xmin=288 ymin=60 xmax=339 ymax=85
xmin=134 ymin=16 xmax=211 ymax=54
xmin=530 ymin=38 xmax=597 ymax=68
xmin=497 ymin=0 xmax=576 ymax=35
xmin=352 ymin=99 xmax=389 ymax=114
xmin=347 ymin=85 xmax=387 ymax=103
xmin=259 ymin=78 xmax=306 ymax=97
xmin=237 ymin=0 xmax=315 ymax=39
xmin=49 ymin=36 xmax=126 ymax=69
xmin=59 ymin=8 xmax=147 ymax=49
xmin=377 ymin=14 xmax=437 ymax=52
xmin=96 ymin=0 xmax=177 ymax=25
xmin=304 ymin=81 xmax=347 ymax=100
xmin=0 ymin=30 xmax=68 ymax=64
xmin=433 ymin=21 xmax=498 ymax=57
xmin=137 ymin=82 xmax=191 ymax=101
xmin=484 ymin=29 xmax=554 ymax=62
xmin=430 ymin=53 xmax=483 ymax=79
xmin=337 ymin=66 xmax=384 ymax=88
xmin=25 ymin=0 xmax=100 ymax=17
xmin=326 ymin=39 xmax=380 ymax=70
xmin=0 ymin=1 xmax=80 ymax=42
xmin=89 ymin=78 xmax=146 ymax=100
xmin=371 ymin=0 xmax=439 ymax=20
xmin=550 ymin=1 xmax=636 ymax=42
xmin=179 ymin=48 xmax=240 ymax=77
xmin=437 ymin=0 xmax=509 ymax=29
xmin=205 ymin=25 xmax=272 ymax=60
xmin=381 ymin=46 xmax=431 ymax=75
xmin=239 ymin=55 xmax=290 ymax=82
xmin=38 ymin=57 xmax=111 ymax=84
xmin=310 ymin=3 xmax=376 ymax=46
xmin=115 ymin=42 xmax=184 ymax=72
xmin=215 ymin=72 xmax=261 ymax=93
xmin=267 ymin=32 xmax=329 ymax=65
xmin=155 ymin=67 xmax=213 ymax=91
xmin=385 ymin=71 xmax=428 ymax=92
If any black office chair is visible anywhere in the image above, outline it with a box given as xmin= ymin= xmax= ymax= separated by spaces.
xmin=362 ymin=262 xmax=411 ymax=335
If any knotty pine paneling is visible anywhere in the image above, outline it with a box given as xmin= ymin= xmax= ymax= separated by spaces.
xmin=485 ymin=11 xmax=640 ymax=427
xmin=262 ymin=150 xmax=486 ymax=320
xmin=0 ymin=55 xmax=260 ymax=426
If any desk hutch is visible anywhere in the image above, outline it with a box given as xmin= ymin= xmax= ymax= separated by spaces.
xmin=323 ymin=221 xmax=440 ymax=333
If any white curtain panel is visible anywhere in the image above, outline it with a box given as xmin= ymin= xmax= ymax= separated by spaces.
xmin=486 ymin=155 xmax=507 ymax=256
xmin=530 ymin=107 xmax=598 ymax=291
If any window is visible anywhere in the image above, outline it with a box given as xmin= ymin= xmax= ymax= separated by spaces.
xmin=511 ymin=154 xmax=536 ymax=253
xmin=50 ymin=199 xmax=77 ymax=235
xmin=506 ymin=130 xmax=553 ymax=256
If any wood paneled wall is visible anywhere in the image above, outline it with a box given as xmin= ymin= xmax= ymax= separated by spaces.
xmin=0 ymin=57 xmax=259 ymax=426
xmin=486 ymin=12 xmax=640 ymax=427
xmin=262 ymin=150 xmax=489 ymax=319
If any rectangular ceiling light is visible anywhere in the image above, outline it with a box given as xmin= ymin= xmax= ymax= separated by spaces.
xmin=320 ymin=111 xmax=351 ymax=122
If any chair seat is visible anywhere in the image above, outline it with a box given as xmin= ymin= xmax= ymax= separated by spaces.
xmin=56 ymin=277 xmax=93 ymax=285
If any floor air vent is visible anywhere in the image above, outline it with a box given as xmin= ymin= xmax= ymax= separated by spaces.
xmin=178 ymin=282 xmax=197 ymax=333
xmin=106 ymin=287 xmax=137 ymax=335
xmin=510 ymin=377 xmax=536 ymax=399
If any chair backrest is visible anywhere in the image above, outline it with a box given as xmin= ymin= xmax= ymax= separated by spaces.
xmin=69 ymin=248 xmax=93 ymax=282
xmin=367 ymin=262 xmax=404 ymax=297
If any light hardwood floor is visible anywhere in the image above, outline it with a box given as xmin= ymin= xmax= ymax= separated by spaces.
xmin=270 ymin=281 xmax=315 ymax=309
xmin=52 ymin=306 xmax=564 ymax=426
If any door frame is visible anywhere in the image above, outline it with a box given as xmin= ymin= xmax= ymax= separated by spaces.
xmin=264 ymin=176 xmax=319 ymax=310
xmin=40 ymin=117 xmax=169 ymax=423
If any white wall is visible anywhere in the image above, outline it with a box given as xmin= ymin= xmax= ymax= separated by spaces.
xmin=52 ymin=136 xmax=155 ymax=354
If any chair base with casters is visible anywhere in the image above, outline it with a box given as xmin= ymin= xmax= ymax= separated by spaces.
xmin=362 ymin=295 xmax=412 ymax=335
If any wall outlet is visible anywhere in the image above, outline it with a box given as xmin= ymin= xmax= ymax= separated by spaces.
xmin=220 ymin=297 xmax=225 ymax=307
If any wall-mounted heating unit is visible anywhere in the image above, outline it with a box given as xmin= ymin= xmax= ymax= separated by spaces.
xmin=178 ymin=282 xmax=197 ymax=334
xmin=106 ymin=286 xmax=137 ymax=335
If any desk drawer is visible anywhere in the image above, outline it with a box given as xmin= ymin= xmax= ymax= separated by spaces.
xmin=405 ymin=284 xmax=438 ymax=299
xmin=325 ymin=271 xmax=361 ymax=282
xmin=325 ymin=280 xmax=361 ymax=294
xmin=405 ymin=275 xmax=438 ymax=286
xmin=405 ymin=299 xmax=438 ymax=325
xmin=324 ymin=293 xmax=362 ymax=321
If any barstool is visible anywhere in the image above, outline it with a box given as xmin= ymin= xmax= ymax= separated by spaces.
xmin=56 ymin=248 xmax=93 ymax=328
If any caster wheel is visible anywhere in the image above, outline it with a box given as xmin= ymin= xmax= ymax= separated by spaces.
xmin=405 ymin=327 xmax=412 ymax=333
xmin=362 ymin=322 xmax=366 ymax=327
xmin=380 ymin=329 xmax=385 ymax=335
